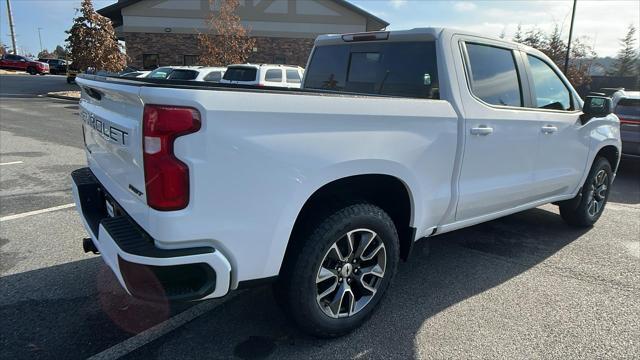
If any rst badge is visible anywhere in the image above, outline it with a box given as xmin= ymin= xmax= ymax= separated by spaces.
xmin=81 ymin=111 xmax=129 ymax=146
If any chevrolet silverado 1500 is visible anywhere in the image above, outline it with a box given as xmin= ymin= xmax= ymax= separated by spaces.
xmin=72 ymin=28 xmax=621 ymax=337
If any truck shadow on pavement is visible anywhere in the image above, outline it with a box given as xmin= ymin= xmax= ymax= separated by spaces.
xmin=124 ymin=207 xmax=591 ymax=360
xmin=0 ymin=207 xmax=589 ymax=360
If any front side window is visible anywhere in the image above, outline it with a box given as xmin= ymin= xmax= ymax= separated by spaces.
xmin=265 ymin=69 xmax=283 ymax=82
xmin=167 ymin=69 xmax=198 ymax=80
xmin=527 ymin=55 xmax=572 ymax=110
xmin=286 ymin=69 xmax=301 ymax=83
xmin=465 ymin=43 xmax=522 ymax=107
xmin=304 ymin=41 xmax=439 ymax=99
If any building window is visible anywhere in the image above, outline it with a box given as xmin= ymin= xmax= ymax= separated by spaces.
xmin=273 ymin=55 xmax=286 ymax=64
xmin=184 ymin=55 xmax=199 ymax=66
xmin=142 ymin=54 xmax=159 ymax=70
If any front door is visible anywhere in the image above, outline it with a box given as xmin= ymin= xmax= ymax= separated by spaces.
xmin=523 ymin=54 xmax=589 ymax=198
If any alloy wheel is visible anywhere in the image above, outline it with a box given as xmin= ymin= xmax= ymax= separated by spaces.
xmin=587 ymin=169 xmax=608 ymax=217
xmin=315 ymin=228 xmax=386 ymax=318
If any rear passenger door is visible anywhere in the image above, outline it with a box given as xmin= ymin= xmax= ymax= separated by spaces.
xmin=523 ymin=54 xmax=588 ymax=197
xmin=455 ymin=39 xmax=541 ymax=220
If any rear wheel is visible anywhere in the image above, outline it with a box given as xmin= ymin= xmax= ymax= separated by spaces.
xmin=275 ymin=203 xmax=399 ymax=337
xmin=560 ymin=157 xmax=612 ymax=227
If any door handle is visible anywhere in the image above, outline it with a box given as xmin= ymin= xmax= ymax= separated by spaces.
xmin=541 ymin=125 xmax=558 ymax=134
xmin=470 ymin=125 xmax=493 ymax=136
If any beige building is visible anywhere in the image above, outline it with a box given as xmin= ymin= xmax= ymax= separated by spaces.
xmin=98 ymin=0 xmax=388 ymax=69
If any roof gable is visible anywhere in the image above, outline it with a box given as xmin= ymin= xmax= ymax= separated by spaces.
xmin=98 ymin=0 xmax=388 ymax=30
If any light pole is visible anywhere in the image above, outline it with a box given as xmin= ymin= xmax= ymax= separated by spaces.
xmin=564 ymin=0 xmax=577 ymax=74
xmin=37 ymin=27 xmax=43 ymax=53
xmin=5 ymin=0 xmax=17 ymax=54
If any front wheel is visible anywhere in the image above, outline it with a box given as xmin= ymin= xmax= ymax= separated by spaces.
xmin=275 ymin=203 xmax=399 ymax=337
xmin=27 ymin=67 xmax=36 ymax=75
xmin=560 ymin=157 xmax=612 ymax=227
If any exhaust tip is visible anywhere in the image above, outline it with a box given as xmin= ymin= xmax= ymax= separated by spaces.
xmin=83 ymin=238 xmax=99 ymax=254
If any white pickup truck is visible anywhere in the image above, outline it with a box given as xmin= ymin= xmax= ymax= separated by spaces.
xmin=73 ymin=28 xmax=621 ymax=337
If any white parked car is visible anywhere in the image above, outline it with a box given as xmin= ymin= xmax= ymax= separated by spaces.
xmin=220 ymin=64 xmax=304 ymax=88
xmin=74 ymin=28 xmax=621 ymax=338
xmin=145 ymin=66 xmax=226 ymax=82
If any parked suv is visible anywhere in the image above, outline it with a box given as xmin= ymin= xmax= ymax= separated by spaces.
xmin=612 ymin=90 xmax=640 ymax=156
xmin=0 ymin=54 xmax=49 ymax=75
xmin=37 ymin=58 xmax=68 ymax=75
xmin=220 ymin=64 xmax=304 ymax=88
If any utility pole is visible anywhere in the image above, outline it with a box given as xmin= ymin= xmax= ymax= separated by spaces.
xmin=5 ymin=0 xmax=17 ymax=54
xmin=37 ymin=27 xmax=43 ymax=53
xmin=564 ymin=0 xmax=577 ymax=74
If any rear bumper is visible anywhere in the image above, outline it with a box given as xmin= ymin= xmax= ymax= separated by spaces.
xmin=71 ymin=167 xmax=231 ymax=301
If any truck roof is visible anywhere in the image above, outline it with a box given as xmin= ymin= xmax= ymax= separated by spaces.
xmin=315 ymin=27 xmax=532 ymax=54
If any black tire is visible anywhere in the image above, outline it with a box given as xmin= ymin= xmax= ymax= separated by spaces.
xmin=275 ymin=203 xmax=400 ymax=338
xmin=560 ymin=157 xmax=612 ymax=227
xmin=27 ymin=67 xmax=36 ymax=75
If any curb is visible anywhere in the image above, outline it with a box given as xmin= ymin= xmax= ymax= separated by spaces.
xmin=46 ymin=93 xmax=80 ymax=101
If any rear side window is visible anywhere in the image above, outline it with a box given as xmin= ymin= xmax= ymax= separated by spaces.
xmin=304 ymin=41 xmax=439 ymax=99
xmin=465 ymin=43 xmax=522 ymax=107
xmin=286 ymin=69 xmax=301 ymax=83
xmin=167 ymin=69 xmax=198 ymax=80
xmin=203 ymin=71 xmax=223 ymax=82
xmin=223 ymin=67 xmax=258 ymax=81
xmin=527 ymin=55 xmax=571 ymax=110
xmin=265 ymin=69 xmax=283 ymax=82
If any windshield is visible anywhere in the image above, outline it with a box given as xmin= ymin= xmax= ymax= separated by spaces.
xmin=223 ymin=67 xmax=258 ymax=82
xmin=147 ymin=67 xmax=174 ymax=79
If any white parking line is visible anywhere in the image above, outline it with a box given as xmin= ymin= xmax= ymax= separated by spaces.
xmin=87 ymin=292 xmax=240 ymax=360
xmin=0 ymin=203 xmax=75 ymax=222
xmin=0 ymin=161 xmax=23 ymax=166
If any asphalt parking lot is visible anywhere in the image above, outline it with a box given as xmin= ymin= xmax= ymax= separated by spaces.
xmin=1 ymin=74 xmax=639 ymax=360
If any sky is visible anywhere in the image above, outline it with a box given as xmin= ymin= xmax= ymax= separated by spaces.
xmin=0 ymin=0 xmax=638 ymax=58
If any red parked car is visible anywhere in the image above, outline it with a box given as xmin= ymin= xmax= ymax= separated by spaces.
xmin=0 ymin=54 xmax=49 ymax=75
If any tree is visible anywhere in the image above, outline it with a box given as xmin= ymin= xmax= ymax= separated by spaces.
xmin=37 ymin=49 xmax=53 ymax=59
xmin=513 ymin=24 xmax=524 ymax=44
xmin=0 ymin=43 xmax=7 ymax=57
xmin=53 ymin=45 xmax=69 ymax=59
xmin=608 ymin=24 xmax=639 ymax=77
xmin=65 ymin=0 xmax=127 ymax=72
xmin=198 ymin=0 xmax=256 ymax=66
xmin=512 ymin=24 xmax=595 ymax=87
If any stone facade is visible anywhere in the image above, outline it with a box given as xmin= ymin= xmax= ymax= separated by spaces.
xmin=124 ymin=32 xmax=315 ymax=69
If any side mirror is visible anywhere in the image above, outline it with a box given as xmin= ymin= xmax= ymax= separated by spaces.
xmin=581 ymin=96 xmax=612 ymax=124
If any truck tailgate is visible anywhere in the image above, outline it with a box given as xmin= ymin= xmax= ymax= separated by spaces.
xmin=77 ymin=77 xmax=147 ymax=210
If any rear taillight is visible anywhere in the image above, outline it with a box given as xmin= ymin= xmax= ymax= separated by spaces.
xmin=143 ymin=105 xmax=201 ymax=211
